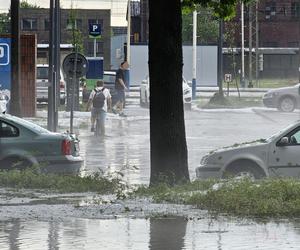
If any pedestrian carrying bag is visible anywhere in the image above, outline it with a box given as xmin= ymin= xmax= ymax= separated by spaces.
xmin=92 ymin=88 xmax=105 ymax=108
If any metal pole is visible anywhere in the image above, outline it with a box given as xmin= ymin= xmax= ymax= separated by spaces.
xmin=241 ymin=1 xmax=245 ymax=87
xmin=255 ymin=1 xmax=259 ymax=87
xmin=248 ymin=4 xmax=253 ymax=88
xmin=192 ymin=10 xmax=197 ymax=100
xmin=127 ymin=0 xmax=131 ymax=64
xmin=10 ymin=0 xmax=22 ymax=117
xmin=94 ymin=38 xmax=96 ymax=58
xmin=126 ymin=0 xmax=131 ymax=90
xmin=218 ymin=19 xmax=224 ymax=96
xmin=48 ymin=0 xmax=55 ymax=131
xmin=53 ymin=0 xmax=60 ymax=132
xmin=70 ymin=50 xmax=78 ymax=134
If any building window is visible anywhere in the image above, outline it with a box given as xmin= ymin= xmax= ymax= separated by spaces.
xmin=291 ymin=2 xmax=300 ymax=18
xmin=87 ymin=41 xmax=104 ymax=56
xmin=44 ymin=19 xmax=50 ymax=30
xmin=265 ymin=2 xmax=276 ymax=19
xmin=88 ymin=19 xmax=103 ymax=26
xmin=66 ymin=19 xmax=82 ymax=30
xmin=22 ymin=18 xmax=37 ymax=31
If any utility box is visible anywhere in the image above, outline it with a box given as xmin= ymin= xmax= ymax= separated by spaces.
xmin=86 ymin=57 xmax=104 ymax=90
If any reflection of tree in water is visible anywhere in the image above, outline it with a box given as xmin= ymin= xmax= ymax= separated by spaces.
xmin=48 ymin=221 xmax=59 ymax=250
xmin=7 ymin=219 xmax=21 ymax=250
xmin=149 ymin=217 xmax=187 ymax=250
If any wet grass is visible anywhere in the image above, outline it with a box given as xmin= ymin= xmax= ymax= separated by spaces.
xmin=134 ymin=178 xmax=300 ymax=218
xmin=198 ymin=96 xmax=263 ymax=109
xmin=0 ymin=168 xmax=124 ymax=194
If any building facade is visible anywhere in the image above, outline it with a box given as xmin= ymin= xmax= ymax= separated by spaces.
xmin=20 ymin=8 xmax=111 ymax=69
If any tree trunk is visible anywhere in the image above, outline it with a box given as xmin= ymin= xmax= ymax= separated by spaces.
xmin=10 ymin=0 xmax=22 ymax=117
xmin=149 ymin=0 xmax=190 ymax=185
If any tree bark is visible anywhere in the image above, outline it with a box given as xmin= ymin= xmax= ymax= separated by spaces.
xmin=149 ymin=0 xmax=190 ymax=185
xmin=10 ymin=0 xmax=22 ymax=117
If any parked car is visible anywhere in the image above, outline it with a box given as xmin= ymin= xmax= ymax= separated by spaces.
xmin=36 ymin=64 xmax=66 ymax=105
xmin=196 ymin=121 xmax=300 ymax=180
xmin=262 ymin=83 xmax=300 ymax=112
xmin=103 ymin=70 xmax=118 ymax=105
xmin=0 ymin=114 xmax=82 ymax=173
xmin=139 ymin=76 xmax=192 ymax=109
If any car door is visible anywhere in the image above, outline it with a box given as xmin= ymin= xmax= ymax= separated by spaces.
xmin=0 ymin=120 xmax=20 ymax=159
xmin=268 ymin=126 xmax=300 ymax=177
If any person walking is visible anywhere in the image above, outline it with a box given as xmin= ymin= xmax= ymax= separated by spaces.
xmin=86 ymin=80 xmax=111 ymax=136
xmin=112 ymin=61 xmax=129 ymax=117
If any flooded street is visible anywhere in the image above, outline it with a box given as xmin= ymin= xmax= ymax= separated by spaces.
xmin=1 ymin=217 xmax=300 ymax=249
xmin=3 ymin=102 xmax=300 ymax=249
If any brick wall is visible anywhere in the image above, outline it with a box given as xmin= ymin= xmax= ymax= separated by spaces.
xmin=21 ymin=34 xmax=36 ymax=117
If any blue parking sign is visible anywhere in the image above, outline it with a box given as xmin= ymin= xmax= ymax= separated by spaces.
xmin=0 ymin=43 xmax=9 ymax=65
xmin=89 ymin=23 xmax=101 ymax=38
xmin=0 ymin=38 xmax=11 ymax=91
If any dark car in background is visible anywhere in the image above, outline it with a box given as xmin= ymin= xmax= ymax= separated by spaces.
xmin=103 ymin=70 xmax=118 ymax=105
xmin=0 ymin=114 xmax=82 ymax=173
xmin=263 ymin=83 xmax=300 ymax=112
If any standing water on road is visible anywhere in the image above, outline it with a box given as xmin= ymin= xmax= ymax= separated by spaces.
xmin=1 ymin=217 xmax=300 ymax=249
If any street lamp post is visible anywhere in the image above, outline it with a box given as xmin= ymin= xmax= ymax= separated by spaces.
xmin=192 ymin=10 xmax=197 ymax=100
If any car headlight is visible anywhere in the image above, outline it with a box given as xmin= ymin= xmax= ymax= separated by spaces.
xmin=200 ymin=155 xmax=209 ymax=165
xmin=264 ymin=92 xmax=278 ymax=98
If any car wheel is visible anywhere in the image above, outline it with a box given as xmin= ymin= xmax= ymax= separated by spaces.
xmin=0 ymin=157 xmax=32 ymax=170
xmin=223 ymin=160 xmax=265 ymax=180
xmin=278 ymin=96 xmax=295 ymax=112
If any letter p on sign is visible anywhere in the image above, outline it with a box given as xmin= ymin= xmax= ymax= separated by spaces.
xmin=93 ymin=25 xmax=98 ymax=32
xmin=0 ymin=43 xmax=9 ymax=65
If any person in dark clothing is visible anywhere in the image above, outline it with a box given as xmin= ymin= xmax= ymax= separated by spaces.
xmin=112 ymin=61 xmax=129 ymax=117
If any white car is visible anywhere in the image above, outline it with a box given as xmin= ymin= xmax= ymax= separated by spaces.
xmin=36 ymin=64 xmax=66 ymax=105
xmin=0 ymin=92 xmax=8 ymax=114
xmin=196 ymin=121 xmax=300 ymax=179
xmin=140 ymin=76 xmax=192 ymax=109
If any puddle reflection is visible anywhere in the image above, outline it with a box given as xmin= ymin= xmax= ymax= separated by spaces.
xmin=1 ymin=217 xmax=300 ymax=249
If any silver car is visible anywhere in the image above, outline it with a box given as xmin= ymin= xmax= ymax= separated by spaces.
xmin=36 ymin=64 xmax=66 ymax=105
xmin=0 ymin=114 xmax=82 ymax=173
xmin=263 ymin=83 xmax=300 ymax=112
xmin=196 ymin=121 xmax=300 ymax=179
xmin=140 ymin=76 xmax=192 ymax=109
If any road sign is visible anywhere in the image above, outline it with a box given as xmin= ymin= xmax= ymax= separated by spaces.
xmin=0 ymin=43 xmax=9 ymax=65
xmin=224 ymin=74 xmax=232 ymax=82
xmin=89 ymin=23 xmax=101 ymax=39
xmin=63 ymin=52 xmax=88 ymax=78
xmin=0 ymin=38 xmax=11 ymax=92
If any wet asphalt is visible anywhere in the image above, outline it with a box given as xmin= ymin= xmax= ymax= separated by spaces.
xmin=68 ymin=100 xmax=300 ymax=185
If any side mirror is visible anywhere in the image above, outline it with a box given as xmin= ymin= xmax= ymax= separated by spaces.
xmin=278 ymin=137 xmax=289 ymax=146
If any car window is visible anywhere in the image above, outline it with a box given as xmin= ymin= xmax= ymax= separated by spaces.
xmin=0 ymin=121 xmax=19 ymax=138
xmin=103 ymin=74 xmax=115 ymax=83
xmin=4 ymin=116 xmax=50 ymax=134
xmin=289 ymin=129 xmax=300 ymax=145
xmin=37 ymin=67 xmax=49 ymax=79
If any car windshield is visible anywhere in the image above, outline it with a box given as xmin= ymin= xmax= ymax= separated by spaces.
xmin=266 ymin=123 xmax=297 ymax=142
xmin=103 ymin=74 xmax=115 ymax=83
xmin=5 ymin=116 xmax=50 ymax=134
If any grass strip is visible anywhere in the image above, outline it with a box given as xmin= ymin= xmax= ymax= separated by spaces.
xmin=134 ymin=178 xmax=300 ymax=217
xmin=0 ymin=168 xmax=123 ymax=194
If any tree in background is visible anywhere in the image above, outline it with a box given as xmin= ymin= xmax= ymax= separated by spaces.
xmin=182 ymin=6 xmax=218 ymax=44
xmin=149 ymin=0 xmax=253 ymax=186
xmin=68 ymin=5 xmax=84 ymax=54
xmin=20 ymin=0 xmax=40 ymax=8
xmin=0 ymin=13 xmax=10 ymax=34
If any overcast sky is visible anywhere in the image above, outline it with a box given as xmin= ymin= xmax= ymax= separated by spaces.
xmin=0 ymin=0 xmax=128 ymax=26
